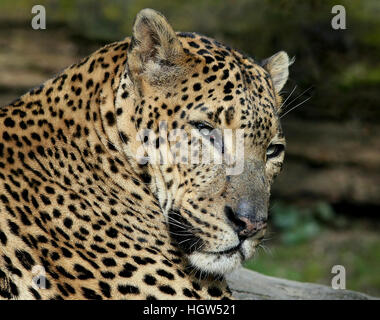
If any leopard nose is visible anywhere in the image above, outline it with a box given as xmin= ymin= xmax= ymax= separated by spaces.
xmin=236 ymin=217 xmax=267 ymax=239
xmin=225 ymin=200 xmax=267 ymax=239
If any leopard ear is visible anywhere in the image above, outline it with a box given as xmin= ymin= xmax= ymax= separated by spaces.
xmin=127 ymin=8 xmax=186 ymax=87
xmin=262 ymin=51 xmax=293 ymax=93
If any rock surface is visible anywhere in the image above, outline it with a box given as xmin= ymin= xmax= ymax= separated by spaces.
xmin=227 ymin=267 xmax=378 ymax=300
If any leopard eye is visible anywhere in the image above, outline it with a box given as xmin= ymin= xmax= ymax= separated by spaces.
xmin=189 ymin=121 xmax=224 ymax=153
xmin=189 ymin=120 xmax=214 ymax=132
xmin=266 ymin=144 xmax=285 ymax=159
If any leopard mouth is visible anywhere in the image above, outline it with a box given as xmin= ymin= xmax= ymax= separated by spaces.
xmin=203 ymin=228 xmax=266 ymax=256
xmin=168 ymin=207 xmax=267 ymax=264
xmin=204 ymin=242 xmax=242 ymax=256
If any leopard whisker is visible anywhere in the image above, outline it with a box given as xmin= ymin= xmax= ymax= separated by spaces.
xmin=178 ymin=238 xmax=193 ymax=245
xmin=281 ymin=85 xmax=313 ymax=114
xmin=279 ymin=84 xmax=297 ymax=111
xmin=280 ymin=96 xmax=312 ymax=118
xmin=168 ymin=231 xmax=194 ymax=237
xmin=167 ymin=218 xmax=199 ymax=233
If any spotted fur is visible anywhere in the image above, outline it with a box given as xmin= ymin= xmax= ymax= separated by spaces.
xmin=0 ymin=9 xmax=291 ymax=299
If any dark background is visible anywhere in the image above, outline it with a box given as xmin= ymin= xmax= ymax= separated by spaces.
xmin=0 ymin=0 xmax=379 ymax=295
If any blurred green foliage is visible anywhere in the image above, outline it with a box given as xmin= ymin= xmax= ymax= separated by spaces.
xmin=245 ymin=234 xmax=380 ymax=296
xmin=243 ymin=201 xmax=380 ymax=295
xmin=270 ymin=201 xmax=348 ymax=245
xmin=244 ymin=224 xmax=380 ymax=296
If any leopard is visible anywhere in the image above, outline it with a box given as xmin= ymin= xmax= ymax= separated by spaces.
xmin=0 ymin=8 xmax=291 ymax=300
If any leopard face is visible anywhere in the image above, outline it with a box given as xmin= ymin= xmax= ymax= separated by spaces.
xmin=116 ymin=9 xmax=290 ymax=275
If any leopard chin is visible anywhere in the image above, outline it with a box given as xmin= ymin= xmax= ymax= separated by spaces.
xmin=187 ymin=238 xmax=259 ymax=275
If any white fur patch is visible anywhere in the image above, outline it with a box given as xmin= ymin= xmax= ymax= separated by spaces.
xmin=188 ymin=238 xmax=258 ymax=275
xmin=188 ymin=251 xmax=242 ymax=275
